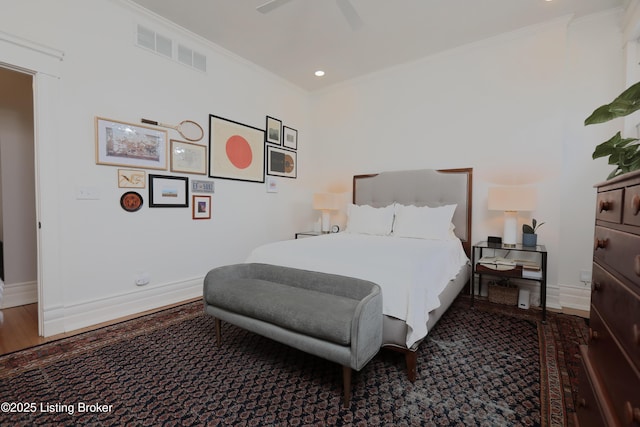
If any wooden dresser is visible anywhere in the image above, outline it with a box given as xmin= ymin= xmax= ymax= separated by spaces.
xmin=575 ymin=170 xmax=640 ymax=426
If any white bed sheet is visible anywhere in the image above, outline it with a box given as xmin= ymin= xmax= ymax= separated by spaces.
xmin=246 ymin=233 xmax=469 ymax=347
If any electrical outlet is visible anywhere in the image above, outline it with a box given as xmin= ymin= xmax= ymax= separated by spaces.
xmin=580 ymin=270 xmax=591 ymax=283
xmin=134 ymin=272 xmax=150 ymax=286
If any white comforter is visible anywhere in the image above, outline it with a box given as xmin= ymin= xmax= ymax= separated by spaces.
xmin=246 ymin=233 xmax=469 ymax=347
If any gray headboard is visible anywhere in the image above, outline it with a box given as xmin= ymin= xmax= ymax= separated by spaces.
xmin=353 ymin=168 xmax=473 ymax=256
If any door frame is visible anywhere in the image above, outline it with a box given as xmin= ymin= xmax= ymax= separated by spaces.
xmin=1 ymin=31 xmax=65 ymax=336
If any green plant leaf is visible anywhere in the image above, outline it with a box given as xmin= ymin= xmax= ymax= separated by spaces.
xmin=607 ymin=167 xmax=623 ymax=179
xmin=585 ymin=82 xmax=640 ymax=125
xmin=523 ymin=224 xmax=535 ymax=234
xmin=592 ymin=132 xmax=619 ymax=159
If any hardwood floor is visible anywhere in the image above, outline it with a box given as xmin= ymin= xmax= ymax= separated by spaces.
xmin=0 ymin=298 xmax=201 ymax=356
xmin=0 ymin=304 xmax=43 ymax=355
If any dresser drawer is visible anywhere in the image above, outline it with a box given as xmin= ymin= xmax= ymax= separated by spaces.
xmin=624 ymin=184 xmax=640 ymax=227
xmin=596 ymin=189 xmax=623 ymax=223
xmin=594 ymin=226 xmax=640 ymax=289
xmin=576 ymin=346 xmax=610 ymax=427
xmin=592 ymin=263 xmax=640 ymax=371
xmin=588 ymin=307 xmax=640 ymax=426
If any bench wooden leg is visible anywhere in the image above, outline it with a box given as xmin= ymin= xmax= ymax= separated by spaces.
xmin=215 ymin=318 xmax=221 ymax=347
xmin=342 ymin=366 xmax=352 ymax=408
xmin=405 ymin=350 xmax=417 ymax=382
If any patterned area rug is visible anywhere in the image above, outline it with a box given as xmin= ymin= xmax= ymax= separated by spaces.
xmin=0 ymin=297 xmax=587 ymax=426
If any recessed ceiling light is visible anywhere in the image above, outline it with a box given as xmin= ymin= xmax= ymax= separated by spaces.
xmin=314 ymin=70 xmax=325 ymax=77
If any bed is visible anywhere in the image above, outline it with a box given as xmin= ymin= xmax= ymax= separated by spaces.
xmin=246 ymin=168 xmax=473 ymax=381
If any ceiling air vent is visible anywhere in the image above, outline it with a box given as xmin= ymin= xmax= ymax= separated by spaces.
xmin=136 ymin=24 xmax=206 ymax=73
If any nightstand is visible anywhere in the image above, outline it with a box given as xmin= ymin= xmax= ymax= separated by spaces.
xmin=295 ymin=231 xmax=326 ymax=239
xmin=470 ymin=241 xmax=548 ymax=321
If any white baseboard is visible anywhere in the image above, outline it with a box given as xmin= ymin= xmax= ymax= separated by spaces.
xmin=558 ymin=283 xmax=591 ymax=312
xmin=42 ymin=277 xmax=202 ymax=337
xmin=0 ymin=281 xmax=37 ymax=308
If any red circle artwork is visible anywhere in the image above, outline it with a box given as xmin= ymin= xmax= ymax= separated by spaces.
xmin=226 ymin=135 xmax=252 ymax=169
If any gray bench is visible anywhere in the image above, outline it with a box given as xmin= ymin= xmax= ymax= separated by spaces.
xmin=203 ymin=263 xmax=383 ymax=407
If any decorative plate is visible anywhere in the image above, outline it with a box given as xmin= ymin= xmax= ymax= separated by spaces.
xmin=120 ymin=191 xmax=143 ymax=212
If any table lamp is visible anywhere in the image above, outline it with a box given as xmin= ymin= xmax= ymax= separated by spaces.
xmin=488 ymin=187 xmax=536 ymax=248
xmin=313 ymin=193 xmax=339 ymax=233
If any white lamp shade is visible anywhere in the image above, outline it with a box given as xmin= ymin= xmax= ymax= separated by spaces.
xmin=313 ymin=193 xmax=340 ymax=211
xmin=488 ymin=187 xmax=536 ymax=212
xmin=488 ymin=186 xmax=537 ymax=247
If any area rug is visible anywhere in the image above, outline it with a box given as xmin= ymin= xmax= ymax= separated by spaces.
xmin=0 ymin=297 xmax=587 ymax=426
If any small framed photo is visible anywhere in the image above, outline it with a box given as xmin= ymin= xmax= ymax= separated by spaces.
xmin=95 ymin=117 xmax=168 ymax=170
xmin=118 ymin=169 xmax=146 ymax=188
xmin=267 ymin=145 xmax=297 ymax=179
xmin=283 ymin=126 xmax=298 ymax=150
xmin=266 ymin=176 xmax=278 ymax=193
xmin=265 ymin=116 xmax=282 ymax=145
xmin=192 ymin=195 xmax=211 ymax=219
xmin=149 ymin=174 xmax=189 ymax=207
xmin=171 ymin=139 xmax=207 ymax=175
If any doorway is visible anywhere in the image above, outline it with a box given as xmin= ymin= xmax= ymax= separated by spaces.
xmin=0 ymin=66 xmax=38 ymax=345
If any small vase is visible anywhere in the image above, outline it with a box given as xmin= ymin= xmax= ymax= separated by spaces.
xmin=522 ymin=233 xmax=537 ymax=247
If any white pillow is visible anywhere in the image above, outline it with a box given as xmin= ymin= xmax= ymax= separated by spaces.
xmin=345 ymin=204 xmax=395 ymax=235
xmin=393 ymin=203 xmax=457 ymax=240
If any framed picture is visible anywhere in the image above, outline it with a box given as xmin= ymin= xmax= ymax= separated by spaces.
xmin=95 ymin=117 xmax=168 ymax=170
xmin=283 ymin=126 xmax=298 ymax=150
xmin=120 ymin=191 xmax=143 ymax=212
xmin=266 ymin=176 xmax=278 ymax=193
xmin=118 ymin=169 xmax=146 ymax=188
xmin=267 ymin=145 xmax=297 ymax=179
xmin=170 ymin=139 xmax=207 ymax=175
xmin=191 ymin=180 xmax=215 ymax=194
xmin=209 ymin=114 xmax=265 ymax=183
xmin=192 ymin=195 xmax=211 ymax=219
xmin=149 ymin=174 xmax=189 ymax=207
xmin=265 ymin=116 xmax=282 ymax=145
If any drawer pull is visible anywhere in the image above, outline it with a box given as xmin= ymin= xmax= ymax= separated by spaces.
xmin=632 ymin=194 xmax=640 ymax=216
xmin=592 ymin=281 xmax=601 ymax=292
xmin=589 ymin=328 xmax=599 ymax=341
xmin=635 ymin=255 xmax=640 ymax=277
xmin=577 ymin=397 xmax=587 ymax=408
xmin=599 ymin=200 xmax=612 ymax=212
xmin=624 ymin=401 xmax=640 ymax=424
xmin=594 ymin=238 xmax=609 ymax=250
xmin=634 ymin=324 xmax=640 ymax=346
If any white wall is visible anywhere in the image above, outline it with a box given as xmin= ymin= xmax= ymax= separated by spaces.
xmin=0 ymin=0 xmax=312 ymax=334
xmin=0 ymin=0 xmax=626 ymax=332
xmin=308 ymin=10 xmax=623 ymax=310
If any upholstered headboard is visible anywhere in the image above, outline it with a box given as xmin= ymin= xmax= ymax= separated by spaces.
xmin=353 ymin=168 xmax=473 ymax=256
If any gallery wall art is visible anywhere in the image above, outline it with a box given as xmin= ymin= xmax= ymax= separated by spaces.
xmin=95 ymin=117 xmax=168 ymax=170
xmin=209 ymin=114 xmax=265 ymax=183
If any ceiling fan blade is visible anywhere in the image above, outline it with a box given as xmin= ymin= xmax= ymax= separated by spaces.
xmin=336 ymin=0 xmax=363 ymax=30
xmin=256 ymin=0 xmax=295 ymax=14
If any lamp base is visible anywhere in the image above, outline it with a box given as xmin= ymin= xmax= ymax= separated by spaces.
xmin=320 ymin=211 xmax=331 ymax=233
xmin=502 ymin=211 xmax=518 ymax=247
